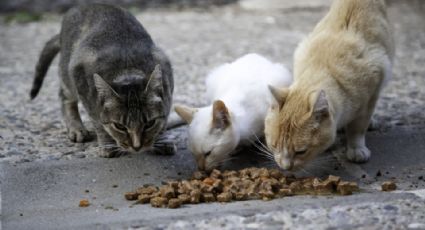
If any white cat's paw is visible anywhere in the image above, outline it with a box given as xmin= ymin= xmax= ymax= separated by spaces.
xmin=346 ymin=146 xmax=371 ymax=163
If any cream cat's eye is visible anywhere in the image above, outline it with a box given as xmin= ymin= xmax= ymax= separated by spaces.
xmin=295 ymin=150 xmax=307 ymax=156
xmin=112 ymin=122 xmax=127 ymax=132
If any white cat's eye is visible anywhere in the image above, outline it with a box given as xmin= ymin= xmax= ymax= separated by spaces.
xmin=205 ymin=151 xmax=211 ymax=157
xmin=295 ymin=150 xmax=307 ymax=156
xmin=112 ymin=122 xmax=127 ymax=132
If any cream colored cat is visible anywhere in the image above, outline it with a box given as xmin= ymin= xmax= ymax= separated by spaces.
xmin=264 ymin=0 xmax=394 ymax=171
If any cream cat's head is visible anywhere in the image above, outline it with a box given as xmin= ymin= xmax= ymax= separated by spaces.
xmin=175 ymin=100 xmax=240 ymax=171
xmin=264 ymin=87 xmax=336 ymax=171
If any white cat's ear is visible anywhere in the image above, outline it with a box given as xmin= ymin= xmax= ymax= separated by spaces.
xmin=268 ymin=85 xmax=289 ymax=108
xmin=174 ymin=104 xmax=198 ymax=124
xmin=145 ymin=64 xmax=162 ymax=93
xmin=312 ymin=90 xmax=329 ymax=121
xmin=94 ymin=73 xmax=119 ymax=99
xmin=212 ymin=100 xmax=231 ymax=130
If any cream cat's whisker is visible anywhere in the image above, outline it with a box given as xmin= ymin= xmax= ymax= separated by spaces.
xmin=248 ymin=137 xmax=273 ymax=156
xmin=250 ymin=131 xmax=272 ymax=152
xmin=252 ymin=145 xmax=274 ymax=159
xmin=254 ymin=151 xmax=276 ymax=162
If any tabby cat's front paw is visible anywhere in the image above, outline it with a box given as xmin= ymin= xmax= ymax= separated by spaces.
xmin=346 ymin=146 xmax=371 ymax=163
xmin=68 ymin=128 xmax=91 ymax=143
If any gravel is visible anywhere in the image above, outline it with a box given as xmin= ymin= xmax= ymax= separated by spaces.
xmin=0 ymin=1 xmax=424 ymax=163
xmin=159 ymin=198 xmax=425 ymax=230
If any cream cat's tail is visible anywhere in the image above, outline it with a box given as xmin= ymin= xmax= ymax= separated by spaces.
xmin=30 ymin=34 xmax=60 ymax=99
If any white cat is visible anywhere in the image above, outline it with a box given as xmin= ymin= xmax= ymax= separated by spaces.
xmin=175 ymin=53 xmax=292 ymax=171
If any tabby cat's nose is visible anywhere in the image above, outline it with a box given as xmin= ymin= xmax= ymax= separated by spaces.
xmin=133 ymin=145 xmax=142 ymax=151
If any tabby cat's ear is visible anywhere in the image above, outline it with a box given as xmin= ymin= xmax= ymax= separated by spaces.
xmin=212 ymin=100 xmax=231 ymax=130
xmin=93 ymin=73 xmax=119 ymax=99
xmin=312 ymin=90 xmax=329 ymax=122
xmin=175 ymin=104 xmax=198 ymax=124
xmin=145 ymin=64 xmax=162 ymax=93
xmin=268 ymin=85 xmax=289 ymax=108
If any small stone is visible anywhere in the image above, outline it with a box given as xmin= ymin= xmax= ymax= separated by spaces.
xmin=79 ymin=199 xmax=90 ymax=207
xmin=381 ymin=181 xmax=397 ymax=191
xmin=168 ymin=198 xmax=182 ymax=209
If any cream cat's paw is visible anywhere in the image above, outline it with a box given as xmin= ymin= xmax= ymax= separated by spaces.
xmin=67 ymin=127 xmax=91 ymax=143
xmin=346 ymin=146 xmax=371 ymax=163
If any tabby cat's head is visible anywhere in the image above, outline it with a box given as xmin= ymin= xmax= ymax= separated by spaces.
xmin=175 ymin=100 xmax=240 ymax=171
xmin=264 ymin=87 xmax=336 ymax=171
xmin=94 ymin=64 xmax=165 ymax=152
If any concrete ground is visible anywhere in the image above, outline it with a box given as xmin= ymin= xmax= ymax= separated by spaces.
xmin=1 ymin=0 xmax=425 ymax=229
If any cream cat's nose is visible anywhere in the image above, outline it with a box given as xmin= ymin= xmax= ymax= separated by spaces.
xmin=280 ymin=159 xmax=294 ymax=170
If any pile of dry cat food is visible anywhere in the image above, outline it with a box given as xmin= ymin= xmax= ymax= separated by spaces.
xmin=124 ymin=167 xmax=359 ymax=209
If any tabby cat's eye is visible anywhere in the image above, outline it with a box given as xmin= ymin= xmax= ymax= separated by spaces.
xmin=295 ymin=150 xmax=307 ymax=156
xmin=113 ymin=122 xmax=127 ymax=132
xmin=145 ymin=119 xmax=156 ymax=129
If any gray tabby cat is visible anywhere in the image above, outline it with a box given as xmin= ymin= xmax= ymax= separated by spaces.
xmin=30 ymin=4 xmax=174 ymax=157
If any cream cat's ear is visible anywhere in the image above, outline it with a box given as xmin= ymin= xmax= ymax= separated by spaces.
xmin=174 ymin=104 xmax=198 ymax=124
xmin=268 ymin=85 xmax=289 ymax=108
xmin=312 ymin=90 xmax=329 ymax=121
xmin=212 ymin=100 xmax=231 ymax=130
xmin=93 ymin=73 xmax=119 ymax=99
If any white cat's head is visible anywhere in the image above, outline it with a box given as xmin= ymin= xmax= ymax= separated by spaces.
xmin=175 ymin=100 xmax=240 ymax=171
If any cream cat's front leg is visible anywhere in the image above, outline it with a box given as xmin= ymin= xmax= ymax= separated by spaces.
xmin=345 ymin=116 xmax=371 ymax=163
xmin=345 ymin=93 xmax=380 ymax=162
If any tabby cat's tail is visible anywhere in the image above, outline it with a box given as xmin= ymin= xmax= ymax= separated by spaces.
xmin=30 ymin=34 xmax=60 ymax=99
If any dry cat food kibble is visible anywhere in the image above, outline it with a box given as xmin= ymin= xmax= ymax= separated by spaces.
xmin=79 ymin=199 xmax=90 ymax=207
xmin=381 ymin=181 xmax=397 ymax=191
xmin=125 ymin=168 xmax=360 ymax=209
